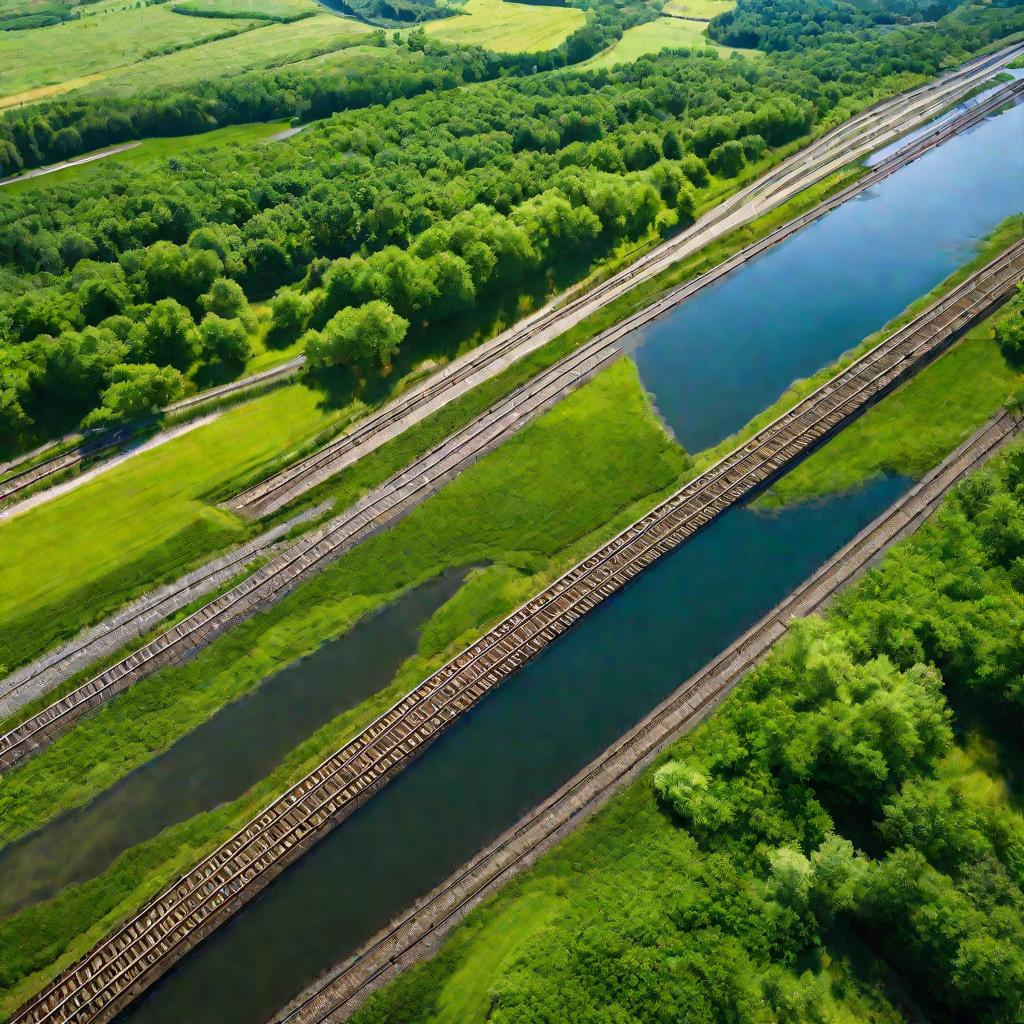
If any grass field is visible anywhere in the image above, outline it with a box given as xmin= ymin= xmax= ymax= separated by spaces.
xmin=0 ymin=4 xmax=259 ymax=101
xmin=74 ymin=13 xmax=372 ymax=97
xmin=170 ymin=0 xmax=316 ymax=17
xmin=425 ymin=0 xmax=585 ymax=52
xmin=662 ymin=0 xmax=734 ymax=19
xmin=580 ymin=16 xmax=752 ymax=69
xmin=0 ymin=384 xmax=354 ymax=675
xmin=0 ymin=121 xmax=290 ymax=194
xmin=0 ymin=360 xmax=691 ymax=1017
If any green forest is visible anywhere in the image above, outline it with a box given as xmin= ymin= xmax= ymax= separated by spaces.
xmin=2 ymin=0 xmax=1021 ymax=451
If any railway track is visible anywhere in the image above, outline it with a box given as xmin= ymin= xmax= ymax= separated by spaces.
xmin=9 ymin=236 xmax=1023 ymax=1024
xmin=228 ymin=47 xmax=1024 ymax=519
xmin=1 ymin=77 xmax=1021 ymax=773
xmin=274 ymin=407 xmax=1023 ymax=1024
xmin=1 ymin=46 xmax=1015 ymax=518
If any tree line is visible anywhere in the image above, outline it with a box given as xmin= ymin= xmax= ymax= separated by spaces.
xmin=1 ymin=0 xmax=1021 ymax=450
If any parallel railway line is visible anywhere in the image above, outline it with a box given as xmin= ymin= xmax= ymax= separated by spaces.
xmin=1 ymin=45 xmax=1018 ymax=519
xmin=229 ymin=47 xmax=1024 ymax=519
xmin=9 ymin=234 xmax=1024 ymax=1024
xmin=276 ymin=407 xmax=1023 ymax=1024
xmin=1 ymin=76 xmax=1021 ymax=772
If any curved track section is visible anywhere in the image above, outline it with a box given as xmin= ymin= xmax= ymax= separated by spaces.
xmin=229 ymin=46 xmax=1024 ymax=519
xmin=273 ymin=409 xmax=1021 ymax=1024
xmin=9 ymin=239 xmax=1024 ymax=1024
xmin=1 ymin=73 xmax=1019 ymax=772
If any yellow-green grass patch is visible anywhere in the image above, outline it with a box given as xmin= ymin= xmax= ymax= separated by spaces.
xmin=170 ymin=0 xmax=317 ymax=17
xmin=0 ymin=384 xmax=352 ymax=674
xmin=0 ymin=4 xmax=259 ymax=100
xmin=579 ymin=16 xmax=754 ymax=69
xmin=74 ymin=13 xmax=371 ymax=96
xmin=425 ymin=0 xmax=584 ymax=53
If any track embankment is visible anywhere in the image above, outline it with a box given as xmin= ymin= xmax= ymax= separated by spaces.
xmin=228 ymin=55 xmax=1024 ymax=520
xmin=274 ymin=409 xmax=1022 ymax=1024
xmin=1 ymin=71 xmax=1020 ymax=773
xmin=8 ymin=236 xmax=1023 ymax=1024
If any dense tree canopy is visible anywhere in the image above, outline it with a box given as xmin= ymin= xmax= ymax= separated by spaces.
xmin=0 ymin=0 xmax=1020 ymax=452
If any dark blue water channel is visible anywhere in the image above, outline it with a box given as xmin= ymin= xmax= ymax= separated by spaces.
xmin=97 ymin=100 xmax=1024 ymax=1023
xmin=119 ymin=478 xmax=908 ymax=1024
xmin=0 ymin=568 xmax=470 ymax=919
xmin=630 ymin=98 xmax=1024 ymax=452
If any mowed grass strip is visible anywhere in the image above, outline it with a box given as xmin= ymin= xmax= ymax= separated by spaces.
xmin=0 ymin=384 xmax=352 ymax=674
xmin=425 ymin=0 xmax=585 ymax=53
xmin=0 ymin=360 xmax=689 ymax=1017
xmin=0 ymin=4 xmax=258 ymax=99
xmin=1 ymin=121 xmax=290 ymax=194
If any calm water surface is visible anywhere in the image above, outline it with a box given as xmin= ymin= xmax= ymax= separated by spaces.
xmin=101 ymin=98 xmax=1024 ymax=1024
xmin=630 ymin=99 xmax=1024 ymax=452
xmin=119 ymin=476 xmax=909 ymax=1024
xmin=0 ymin=568 xmax=469 ymax=917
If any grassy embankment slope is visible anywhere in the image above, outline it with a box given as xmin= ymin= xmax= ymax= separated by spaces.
xmin=0 ymin=358 xmax=689 ymax=1018
xmin=425 ymin=0 xmax=585 ymax=52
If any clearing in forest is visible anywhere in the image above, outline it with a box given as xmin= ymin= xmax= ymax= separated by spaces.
xmin=581 ymin=15 xmax=753 ymax=69
xmin=661 ymin=0 xmax=735 ymax=20
xmin=425 ymin=0 xmax=585 ymax=53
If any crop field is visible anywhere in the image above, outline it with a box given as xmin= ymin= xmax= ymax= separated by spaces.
xmin=0 ymin=4 xmax=260 ymax=101
xmin=580 ymin=16 xmax=750 ymax=69
xmin=73 ymin=13 xmax=372 ymax=96
xmin=0 ymin=384 xmax=354 ymax=675
xmin=661 ymin=0 xmax=734 ymax=20
xmin=425 ymin=0 xmax=585 ymax=53
xmin=169 ymin=0 xmax=317 ymax=18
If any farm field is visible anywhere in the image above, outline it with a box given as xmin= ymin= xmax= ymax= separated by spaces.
xmin=0 ymin=4 xmax=260 ymax=101
xmin=425 ymin=0 xmax=585 ymax=52
xmin=662 ymin=0 xmax=734 ymax=19
xmin=0 ymin=384 xmax=354 ymax=675
xmin=71 ymin=12 xmax=372 ymax=97
xmin=169 ymin=0 xmax=317 ymax=17
xmin=580 ymin=16 xmax=751 ymax=68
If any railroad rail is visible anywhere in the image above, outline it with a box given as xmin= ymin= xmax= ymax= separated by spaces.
xmin=2 ymin=77 xmax=1020 ymax=774
xmin=2 ymin=46 xmax=1016 ymax=517
xmin=2 ymin=73 xmax=1022 ymax=770
xmin=10 ymin=237 xmax=1024 ymax=1024
xmin=275 ymin=406 xmax=1023 ymax=1024
xmin=228 ymin=49 xmax=1024 ymax=519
